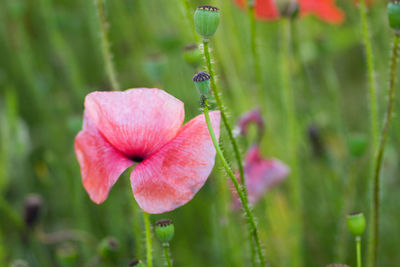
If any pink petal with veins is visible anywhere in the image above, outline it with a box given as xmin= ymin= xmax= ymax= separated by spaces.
xmin=74 ymin=112 xmax=134 ymax=204
xmin=85 ymin=88 xmax=184 ymax=159
xmin=130 ymin=111 xmax=221 ymax=214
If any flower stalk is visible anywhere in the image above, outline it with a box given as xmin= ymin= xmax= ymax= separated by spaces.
xmin=202 ymin=97 xmax=265 ymax=266
xmin=280 ymin=17 xmax=302 ymax=267
xmin=143 ymin=212 xmax=153 ymax=267
xmin=370 ymin=33 xmax=399 ymax=267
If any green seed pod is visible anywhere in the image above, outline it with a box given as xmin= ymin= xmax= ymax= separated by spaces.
xmin=347 ymin=133 xmax=368 ymax=158
xmin=129 ymin=260 xmax=146 ymax=267
xmin=193 ymin=72 xmax=211 ymax=95
xmin=155 ymin=219 xmax=175 ymax=243
xmin=194 ymin=5 xmax=220 ymax=38
xmin=56 ymin=243 xmax=78 ymax=267
xmin=98 ymin=237 xmax=119 ymax=261
xmin=388 ymin=0 xmax=400 ymax=30
xmin=346 ymin=212 xmax=366 ymax=237
xmin=183 ymin=44 xmax=203 ymax=68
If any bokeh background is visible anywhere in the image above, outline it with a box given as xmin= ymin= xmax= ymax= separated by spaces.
xmin=0 ymin=0 xmax=399 ymax=266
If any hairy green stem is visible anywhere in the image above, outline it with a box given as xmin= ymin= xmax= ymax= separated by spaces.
xmin=163 ymin=244 xmax=173 ymax=267
xmin=370 ymin=33 xmax=399 ymax=267
xmin=279 ymin=18 xmax=302 ymax=267
xmin=202 ymin=100 xmax=265 ymax=266
xmin=202 ymin=40 xmax=246 ymax=198
xmin=143 ymin=212 xmax=153 ymax=267
xmin=94 ymin=0 xmax=120 ymax=91
xmin=357 ymin=237 xmax=362 ymax=267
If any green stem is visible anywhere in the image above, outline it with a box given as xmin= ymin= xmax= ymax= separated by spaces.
xmin=248 ymin=7 xmax=262 ymax=93
xmin=279 ymin=18 xmax=302 ymax=267
xmin=357 ymin=237 xmax=362 ymax=267
xmin=94 ymin=0 xmax=120 ymax=91
xmin=202 ymin=40 xmax=247 ymax=199
xmin=202 ymin=100 xmax=265 ymax=266
xmin=143 ymin=212 xmax=153 ymax=267
xmin=163 ymin=244 xmax=173 ymax=267
xmin=0 ymin=197 xmax=25 ymax=231
xmin=370 ymin=33 xmax=399 ymax=267
xmin=360 ymin=0 xmax=379 ymax=152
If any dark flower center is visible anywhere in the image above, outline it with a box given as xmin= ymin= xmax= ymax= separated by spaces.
xmin=130 ymin=156 xmax=144 ymax=163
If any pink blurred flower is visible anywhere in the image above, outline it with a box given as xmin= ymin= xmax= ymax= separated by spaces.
xmin=74 ymin=88 xmax=221 ymax=214
xmin=237 ymin=107 xmax=264 ymax=140
xmin=232 ymin=145 xmax=289 ymax=208
xmin=232 ymin=0 xmax=345 ymax=24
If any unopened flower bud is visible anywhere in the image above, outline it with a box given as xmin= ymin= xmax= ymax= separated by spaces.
xmin=24 ymin=194 xmax=43 ymax=229
xmin=183 ymin=44 xmax=203 ymax=68
xmin=194 ymin=5 xmax=220 ymax=38
xmin=155 ymin=219 xmax=174 ymax=244
xmin=346 ymin=212 xmax=366 ymax=237
xmin=388 ymin=0 xmax=400 ymax=30
xmin=129 ymin=260 xmax=145 ymax=267
xmin=98 ymin=237 xmax=119 ymax=261
xmin=193 ymin=72 xmax=211 ymax=95
xmin=56 ymin=243 xmax=78 ymax=267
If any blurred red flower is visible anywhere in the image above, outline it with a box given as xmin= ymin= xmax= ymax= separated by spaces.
xmin=232 ymin=0 xmax=345 ymax=24
xmin=75 ymin=88 xmax=220 ymax=214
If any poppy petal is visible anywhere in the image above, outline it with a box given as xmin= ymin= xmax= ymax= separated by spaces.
xmin=255 ymin=0 xmax=279 ymax=21
xmin=85 ymin=88 xmax=185 ymax=159
xmin=75 ymin=112 xmax=134 ymax=204
xmin=298 ymin=0 xmax=345 ymax=24
xmin=130 ymin=111 xmax=221 ymax=214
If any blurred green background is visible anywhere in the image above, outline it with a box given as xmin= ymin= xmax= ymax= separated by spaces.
xmin=1 ymin=0 xmax=399 ymax=266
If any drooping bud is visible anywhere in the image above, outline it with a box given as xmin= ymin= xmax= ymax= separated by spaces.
xmin=346 ymin=212 xmax=366 ymax=237
xmin=98 ymin=237 xmax=119 ymax=261
xmin=278 ymin=0 xmax=299 ymax=19
xmin=388 ymin=0 xmax=400 ymax=30
xmin=194 ymin=5 xmax=220 ymax=38
xmin=155 ymin=219 xmax=175 ymax=244
xmin=183 ymin=44 xmax=203 ymax=68
xmin=237 ymin=108 xmax=265 ymax=143
xmin=129 ymin=260 xmax=146 ymax=267
xmin=24 ymin=194 xmax=43 ymax=229
xmin=347 ymin=133 xmax=368 ymax=158
xmin=193 ymin=72 xmax=211 ymax=95
xmin=56 ymin=243 xmax=78 ymax=267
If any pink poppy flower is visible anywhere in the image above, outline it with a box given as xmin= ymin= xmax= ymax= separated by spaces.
xmin=232 ymin=145 xmax=289 ymax=208
xmin=232 ymin=0 xmax=345 ymax=24
xmin=74 ymin=88 xmax=221 ymax=214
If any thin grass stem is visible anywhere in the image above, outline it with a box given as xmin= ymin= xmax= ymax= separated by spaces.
xmin=94 ymin=0 xmax=120 ymax=91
